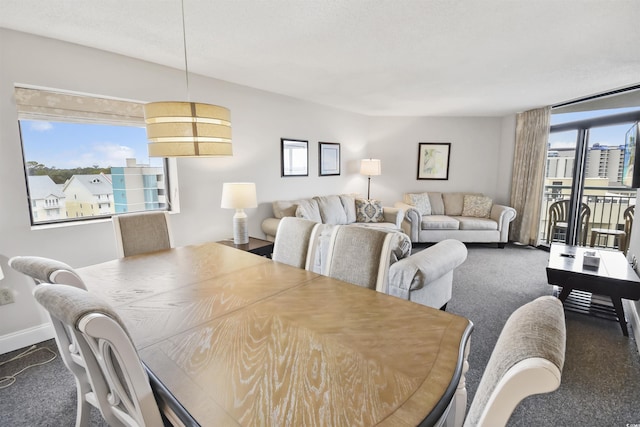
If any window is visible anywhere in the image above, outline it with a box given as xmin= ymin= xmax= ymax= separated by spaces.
xmin=15 ymin=86 xmax=170 ymax=225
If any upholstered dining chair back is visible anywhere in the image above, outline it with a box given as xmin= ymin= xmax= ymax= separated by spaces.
xmin=463 ymin=296 xmax=566 ymax=427
xmin=8 ymin=255 xmax=86 ymax=289
xmin=33 ymin=284 xmax=165 ymax=427
xmin=323 ymin=226 xmax=410 ymax=292
xmin=112 ymin=211 xmax=172 ymax=258
xmin=271 ymin=217 xmax=319 ymax=268
xmin=9 ymin=256 xmax=94 ymax=426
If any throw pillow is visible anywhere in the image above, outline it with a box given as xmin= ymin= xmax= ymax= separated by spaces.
xmin=404 ymin=193 xmax=431 ymax=215
xmin=295 ymin=199 xmax=322 ymax=222
xmin=355 ymin=199 xmax=384 ymax=223
xmin=314 ymin=195 xmax=348 ymax=225
xmin=339 ymin=194 xmax=357 ymax=223
xmin=461 ymin=194 xmax=493 ymax=218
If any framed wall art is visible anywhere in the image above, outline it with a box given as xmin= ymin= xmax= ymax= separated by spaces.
xmin=319 ymin=142 xmax=341 ymax=176
xmin=417 ymin=142 xmax=451 ymax=180
xmin=281 ymin=138 xmax=308 ymax=177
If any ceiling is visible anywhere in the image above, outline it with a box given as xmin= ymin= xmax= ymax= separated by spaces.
xmin=1 ymin=0 xmax=639 ymax=117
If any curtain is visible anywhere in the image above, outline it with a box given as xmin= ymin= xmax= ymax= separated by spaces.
xmin=14 ymin=86 xmax=144 ymax=125
xmin=509 ymin=106 xmax=551 ymax=245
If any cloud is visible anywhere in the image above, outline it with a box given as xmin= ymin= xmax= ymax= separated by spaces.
xmin=29 ymin=121 xmax=53 ymax=131
xmin=90 ymin=143 xmax=137 ymax=167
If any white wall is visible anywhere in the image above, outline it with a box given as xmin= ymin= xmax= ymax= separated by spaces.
xmin=0 ymin=29 xmax=516 ymax=353
xmin=366 ymin=116 xmax=513 ymax=206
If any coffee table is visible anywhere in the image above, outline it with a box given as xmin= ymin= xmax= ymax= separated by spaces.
xmin=546 ymin=243 xmax=640 ymax=336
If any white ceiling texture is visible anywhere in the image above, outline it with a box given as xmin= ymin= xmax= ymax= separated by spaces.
xmin=1 ymin=0 xmax=639 ymax=117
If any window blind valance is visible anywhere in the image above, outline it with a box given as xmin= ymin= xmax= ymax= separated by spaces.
xmin=14 ymin=86 xmax=145 ymax=126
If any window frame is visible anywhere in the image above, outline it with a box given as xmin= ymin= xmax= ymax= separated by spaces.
xmin=14 ymin=86 xmax=175 ymax=227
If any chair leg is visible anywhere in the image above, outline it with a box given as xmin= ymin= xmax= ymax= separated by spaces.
xmin=74 ymin=378 xmax=91 ymax=427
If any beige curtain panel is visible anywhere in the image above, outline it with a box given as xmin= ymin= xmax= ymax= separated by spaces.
xmin=14 ymin=86 xmax=144 ymax=126
xmin=509 ymin=106 xmax=551 ymax=245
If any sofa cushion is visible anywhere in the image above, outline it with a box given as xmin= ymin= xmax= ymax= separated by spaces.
xmin=404 ymin=193 xmax=432 ymax=215
xmin=428 ymin=192 xmax=445 ymax=215
xmin=339 ymin=194 xmax=357 ymax=223
xmin=355 ymin=199 xmax=384 ymax=223
xmin=314 ymin=195 xmax=348 ymax=224
xmin=272 ymin=199 xmax=300 ymax=219
xmin=456 ymin=216 xmax=498 ymax=230
xmin=421 ymin=215 xmax=460 ymax=230
xmin=295 ymin=198 xmax=322 ymax=222
xmin=442 ymin=192 xmax=466 ymax=216
xmin=462 ymin=194 xmax=493 ymax=218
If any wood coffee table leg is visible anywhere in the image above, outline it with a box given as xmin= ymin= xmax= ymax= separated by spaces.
xmin=610 ymin=297 xmax=629 ymax=336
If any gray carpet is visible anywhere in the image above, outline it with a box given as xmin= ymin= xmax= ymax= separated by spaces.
xmin=1 ymin=243 xmax=639 ymax=426
xmin=444 ymin=243 xmax=640 ymax=427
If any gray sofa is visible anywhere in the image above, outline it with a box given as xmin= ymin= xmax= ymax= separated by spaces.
xmin=394 ymin=192 xmax=516 ymax=247
xmin=388 ymin=239 xmax=467 ymax=310
xmin=261 ymin=194 xmax=403 ymax=242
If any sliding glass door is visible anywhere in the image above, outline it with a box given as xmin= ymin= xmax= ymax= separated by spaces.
xmin=540 ymin=111 xmax=640 ymax=248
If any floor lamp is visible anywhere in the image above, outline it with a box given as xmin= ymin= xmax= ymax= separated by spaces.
xmin=360 ymin=159 xmax=381 ymax=199
xmin=221 ymin=183 xmax=258 ymax=244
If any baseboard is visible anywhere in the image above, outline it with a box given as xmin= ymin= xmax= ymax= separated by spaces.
xmin=624 ymin=299 xmax=640 ymax=355
xmin=0 ymin=323 xmax=54 ymax=355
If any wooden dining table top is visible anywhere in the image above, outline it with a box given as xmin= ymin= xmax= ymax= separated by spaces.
xmin=77 ymin=241 xmax=472 ymax=427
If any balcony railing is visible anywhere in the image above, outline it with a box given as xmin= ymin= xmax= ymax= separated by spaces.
xmin=539 ymin=184 xmax=636 ymax=249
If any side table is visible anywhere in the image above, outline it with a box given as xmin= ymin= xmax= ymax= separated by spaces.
xmin=216 ymin=236 xmax=274 ymax=257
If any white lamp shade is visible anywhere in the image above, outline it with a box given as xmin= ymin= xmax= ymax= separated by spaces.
xmin=360 ymin=159 xmax=382 ymax=176
xmin=221 ymin=183 xmax=258 ymax=209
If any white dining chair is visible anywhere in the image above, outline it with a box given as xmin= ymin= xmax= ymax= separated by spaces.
xmin=112 ymin=211 xmax=173 ymax=258
xmin=271 ymin=216 xmax=319 ymax=268
xmin=33 ymin=283 xmax=166 ymax=427
xmin=8 ymin=256 xmax=93 ymax=427
xmin=323 ymin=225 xmax=410 ymax=292
xmin=462 ymin=296 xmax=566 ymax=427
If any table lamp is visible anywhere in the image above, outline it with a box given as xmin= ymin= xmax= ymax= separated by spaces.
xmin=360 ymin=159 xmax=381 ymax=199
xmin=221 ymin=182 xmax=258 ymax=244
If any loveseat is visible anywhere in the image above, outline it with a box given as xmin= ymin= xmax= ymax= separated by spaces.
xmin=394 ymin=192 xmax=516 ymax=247
xmin=261 ymin=194 xmax=403 ymax=242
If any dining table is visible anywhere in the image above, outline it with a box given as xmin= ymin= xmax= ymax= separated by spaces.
xmin=77 ymin=241 xmax=473 ymax=427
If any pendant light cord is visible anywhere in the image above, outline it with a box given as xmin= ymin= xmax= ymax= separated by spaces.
xmin=181 ymin=0 xmax=190 ymax=101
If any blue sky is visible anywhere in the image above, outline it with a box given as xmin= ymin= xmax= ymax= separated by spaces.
xmin=549 ymin=107 xmax=639 ymax=149
xmin=20 ymin=120 xmax=163 ymax=169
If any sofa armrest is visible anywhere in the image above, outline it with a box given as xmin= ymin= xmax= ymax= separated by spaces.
xmin=394 ymin=202 xmax=421 ymax=241
xmin=388 ymin=239 xmax=467 ymax=299
xmin=261 ymin=218 xmax=281 ymax=242
xmin=490 ymin=204 xmax=517 ymax=243
xmin=382 ymin=206 xmax=404 ymax=228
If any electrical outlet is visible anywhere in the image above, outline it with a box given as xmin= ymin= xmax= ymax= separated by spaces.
xmin=0 ymin=288 xmax=14 ymax=305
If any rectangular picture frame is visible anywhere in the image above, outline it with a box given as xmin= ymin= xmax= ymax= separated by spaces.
xmin=281 ymin=138 xmax=309 ymax=177
xmin=417 ymin=142 xmax=451 ymax=180
xmin=319 ymin=142 xmax=341 ymax=176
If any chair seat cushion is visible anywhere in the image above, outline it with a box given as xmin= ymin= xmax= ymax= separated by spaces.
xmin=456 ymin=216 xmax=498 ymax=230
xmin=590 ymin=227 xmax=625 ymax=236
xmin=421 ymin=215 xmax=460 ymax=230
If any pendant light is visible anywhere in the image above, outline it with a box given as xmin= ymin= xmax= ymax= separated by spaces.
xmin=144 ymin=0 xmax=232 ymax=157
